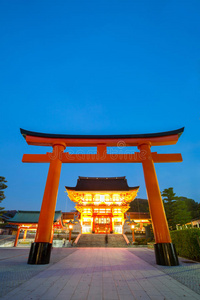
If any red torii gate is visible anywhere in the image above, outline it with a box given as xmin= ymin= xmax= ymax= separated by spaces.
xmin=20 ymin=127 xmax=184 ymax=266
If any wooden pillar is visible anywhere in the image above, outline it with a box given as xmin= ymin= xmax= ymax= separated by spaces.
xmin=138 ymin=143 xmax=179 ymax=266
xmin=112 ymin=218 xmax=114 ymax=233
xmin=14 ymin=227 xmax=20 ymax=247
xmin=132 ymin=229 xmax=135 ymax=243
xmin=140 ymin=223 xmax=143 ymax=231
xmin=28 ymin=144 xmax=65 ymax=264
xmin=50 ymin=227 xmax=54 ymax=244
xmin=92 ymin=213 xmax=95 ymax=233
xmin=23 ymin=229 xmax=27 ymax=240
xmin=110 ymin=217 xmax=112 ymax=232
xmin=69 ymin=229 xmax=72 ymax=242
xmin=91 ymin=214 xmax=94 ymax=233
xmin=138 ymin=143 xmax=171 ymax=243
xmin=92 ymin=220 xmax=95 ymax=233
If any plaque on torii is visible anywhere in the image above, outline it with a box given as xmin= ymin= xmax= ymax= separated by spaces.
xmin=20 ymin=127 xmax=184 ymax=266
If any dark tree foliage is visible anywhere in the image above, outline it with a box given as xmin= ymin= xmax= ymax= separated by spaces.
xmin=161 ymin=187 xmax=179 ymax=230
xmin=0 ymin=176 xmax=7 ymax=214
xmin=162 ymin=187 xmax=200 ymax=230
xmin=128 ymin=198 xmax=149 ymax=213
xmin=173 ymin=200 xmax=191 ymax=226
xmin=128 ymin=188 xmax=199 ymax=231
xmin=178 ymin=197 xmax=200 ymax=219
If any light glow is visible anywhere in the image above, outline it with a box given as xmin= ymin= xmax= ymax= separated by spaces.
xmin=67 ymin=190 xmax=140 ymax=235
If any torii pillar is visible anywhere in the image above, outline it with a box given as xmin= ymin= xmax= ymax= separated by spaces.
xmin=14 ymin=227 xmax=21 ymax=247
xmin=138 ymin=143 xmax=179 ymax=266
xmin=28 ymin=144 xmax=65 ymax=264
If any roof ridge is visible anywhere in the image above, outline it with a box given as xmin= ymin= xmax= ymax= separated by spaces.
xmin=17 ymin=210 xmax=62 ymax=213
xmin=78 ymin=176 xmax=126 ymax=180
xmin=20 ymin=127 xmax=184 ymax=139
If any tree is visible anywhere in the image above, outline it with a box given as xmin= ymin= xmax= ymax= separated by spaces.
xmin=178 ymin=197 xmax=200 ymax=220
xmin=128 ymin=198 xmax=149 ymax=213
xmin=161 ymin=187 xmax=199 ymax=230
xmin=173 ymin=199 xmax=191 ymax=226
xmin=0 ymin=176 xmax=7 ymax=214
xmin=161 ymin=187 xmax=179 ymax=230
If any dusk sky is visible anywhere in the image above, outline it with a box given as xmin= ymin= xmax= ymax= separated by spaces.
xmin=0 ymin=1 xmax=199 ymax=212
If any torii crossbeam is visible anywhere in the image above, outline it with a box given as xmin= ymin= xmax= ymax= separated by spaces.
xmin=20 ymin=127 xmax=184 ymax=266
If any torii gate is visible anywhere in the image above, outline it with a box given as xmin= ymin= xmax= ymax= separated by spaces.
xmin=20 ymin=127 xmax=184 ymax=266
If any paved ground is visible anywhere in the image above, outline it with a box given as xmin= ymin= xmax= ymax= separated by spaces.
xmin=1 ymin=247 xmax=200 ymax=300
xmin=0 ymin=248 xmax=77 ymax=298
xmin=128 ymin=248 xmax=200 ymax=296
xmin=0 ymin=235 xmax=15 ymax=247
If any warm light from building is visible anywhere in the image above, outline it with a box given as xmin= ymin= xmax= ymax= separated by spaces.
xmin=94 ymin=194 xmax=100 ymax=202
xmin=100 ymin=195 xmax=105 ymax=202
xmin=83 ymin=218 xmax=91 ymax=222
xmin=85 ymin=194 xmax=92 ymax=202
xmin=113 ymin=194 xmax=120 ymax=201
xmin=83 ymin=209 xmax=91 ymax=214
xmin=113 ymin=209 xmax=122 ymax=214
xmin=66 ymin=186 xmax=141 ymax=234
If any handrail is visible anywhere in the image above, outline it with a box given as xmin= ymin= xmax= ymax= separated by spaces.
xmin=73 ymin=233 xmax=81 ymax=246
xmin=122 ymin=233 xmax=130 ymax=245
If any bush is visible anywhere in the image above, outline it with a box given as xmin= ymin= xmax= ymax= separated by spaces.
xmin=134 ymin=238 xmax=147 ymax=245
xmin=146 ymin=237 xmax=155 ymax=243
xmin=171 ymin=228 xmax=200 ymax=261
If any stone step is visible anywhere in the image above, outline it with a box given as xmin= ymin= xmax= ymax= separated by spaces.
xmin=76 ymin=234 xmax=127 ymax=247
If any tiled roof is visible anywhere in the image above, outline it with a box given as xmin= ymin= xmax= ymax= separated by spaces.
xmin=65 ymin=176 xmax=139 ymax=191
xmin=125 ymin=212 xmax=151 ymax=220
xmin=62 ymin=212 xmax=80 ymax=220
xmin=8 ymin=211 xmax=62 ymax=224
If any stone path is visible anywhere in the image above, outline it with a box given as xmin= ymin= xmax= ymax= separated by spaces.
xmin=128 ymin=248 xmax=200 ymax=296
xmin=0 ymin=248 xmax=77 ymax=298
xmin=1 ymin=248 xmax=200 ymax=300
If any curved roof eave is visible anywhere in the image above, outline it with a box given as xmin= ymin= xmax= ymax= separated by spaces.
xmin=20 ymin=127 xmax=184 ymax=140
xmin=65 ymin=186 xmax=140 ymax=192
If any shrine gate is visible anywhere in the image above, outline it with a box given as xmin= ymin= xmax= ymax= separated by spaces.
xmin=20 ymin=127 xmax=184 ymax=266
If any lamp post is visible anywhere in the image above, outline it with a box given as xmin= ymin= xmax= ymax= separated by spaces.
xmin=65 ymin=213 xmax=80 ymax=244
xmin=131 ymin=224 xmax=135 ymax=243
xmin=69 ymin=224 xmax=73 ymax=242
xmin=128 ymin=221 xmax=137 ymax=244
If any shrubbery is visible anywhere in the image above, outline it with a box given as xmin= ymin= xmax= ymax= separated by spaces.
xmin=171 ymin=228 xmax=200 ymax=261
xmin=134 ymin=238 xmax=147 ymax=245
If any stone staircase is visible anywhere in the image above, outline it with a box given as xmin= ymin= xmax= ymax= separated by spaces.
xmin=76 ymin=234 xmax=127 ymax=247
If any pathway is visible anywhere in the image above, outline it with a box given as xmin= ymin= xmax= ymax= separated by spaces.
xmin=1 ymin=248 xmax=200 ymax=300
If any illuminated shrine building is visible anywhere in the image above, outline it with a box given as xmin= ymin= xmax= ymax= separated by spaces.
xmin=66 ymin=177 xmax=139 ymax=234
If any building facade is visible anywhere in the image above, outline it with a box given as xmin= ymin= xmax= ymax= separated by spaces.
xmin=66 ymin=177 xmax=139 ymax=234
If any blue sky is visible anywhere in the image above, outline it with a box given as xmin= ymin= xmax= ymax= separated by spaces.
xmin=0 ymin=0 xmax=199 ymax=212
